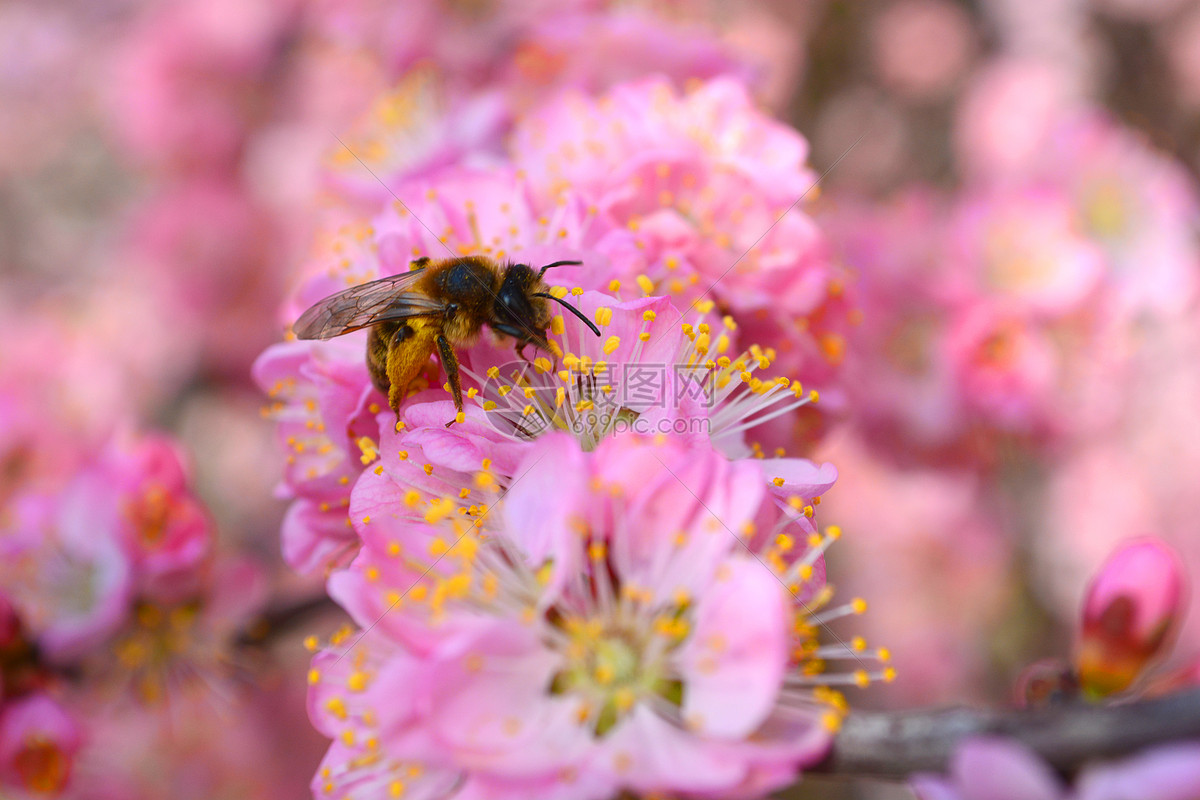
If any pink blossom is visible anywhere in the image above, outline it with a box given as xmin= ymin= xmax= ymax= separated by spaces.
xmin=825 ymin=181 xmax=1144 ymax=464
xmin=310 ymin=434 xmax=883 ymax=798
xmin=946 ymin=187 xmax=1105 ymax=315
xmin=0 ymin=692 xmax=82 ymax=796
xmin=912 ymin=737 xmax=1200 ymax=800
xmin=1050 ymin=114 xmax=1200 ymax=316
xmin=6 ymin=485 xmax=133 ymax=663
xmin=822 ymin=191 xmax=977 ymax=466
xmin=62 ymin=435 xmax=213 ymax=605
xmin=943 ymin=302 xmax=1058 ymax=436
xmin=1076 ymin=538 xmax=1185 ymax=698
xmin=510 ymin=77 xmax=844 ymax=394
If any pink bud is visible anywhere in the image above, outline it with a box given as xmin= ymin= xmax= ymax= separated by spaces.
xmin=1076 ymin=538 xmax=1185 ymax=698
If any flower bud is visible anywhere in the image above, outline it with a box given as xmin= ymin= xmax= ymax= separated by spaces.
xmin=1076 ymin=538 xmax=1184 ymax=699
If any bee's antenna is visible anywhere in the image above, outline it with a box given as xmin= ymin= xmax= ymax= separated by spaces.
xmin=537 ymin=260 xmax=583 ymax=279
xmin=534 ymin=293 xmax=602 ymax=337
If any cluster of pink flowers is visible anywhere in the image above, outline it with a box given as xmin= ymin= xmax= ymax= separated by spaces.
xmin=0 ymin=312 xmax=268 ymax=796
xmin=825 ymin=103 xmax=1199 ymax=467
xmin=9 ymin=0 xmax=1200 ymax=797
xmin=250 ymin=9 xmax=895 ymax=795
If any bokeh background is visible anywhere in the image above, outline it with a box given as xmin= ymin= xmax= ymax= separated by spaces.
xmin=2 ymin=0 xmax=1199 ymax=798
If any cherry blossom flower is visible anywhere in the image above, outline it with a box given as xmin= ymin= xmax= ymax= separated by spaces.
xmin=0 ymin=431 xmax=261 ymax=704
xmin=0 ymin=692 xmax=82 ymax=796
xmin=309 ymin=433 xmax=886 ymax=799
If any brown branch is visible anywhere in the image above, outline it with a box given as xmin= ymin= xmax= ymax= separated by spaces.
xmin=234 ymin=594 xmax=340 ymax=648
xmin=812 ymin=688 xmax=1200 ymax=779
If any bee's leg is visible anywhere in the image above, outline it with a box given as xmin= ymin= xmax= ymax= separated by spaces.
xmin=435 ymin=334 xmax=464 ymax=426
xmin=409 ymin=256 xmax=431 ymax=271
xmin=383 ymin=324 xmax=414 ymax=414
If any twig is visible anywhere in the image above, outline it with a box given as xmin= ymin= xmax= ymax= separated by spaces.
xmin=234 ymin=594 xmax=339 ymax=647
xmin=812 ymin=688 xmax=1200 ymax=779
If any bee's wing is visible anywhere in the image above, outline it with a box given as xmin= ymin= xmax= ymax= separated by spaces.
xmin=293 ymin=271 xmax=446 ymax=340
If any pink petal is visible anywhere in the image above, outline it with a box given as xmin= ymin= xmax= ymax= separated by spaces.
xmin=951 ymin=737 xmax=1064 ymax=800
xmin=281 ymin=498 xmax=356 ymax=575
xmin=676 ymin=556 xmax=789 ymax=738
xmin=760 ymin=458 xmax=838 ymax=500
xmin=1077 ymin=743 xmax=1200 ymax=800
xmin=597 ymin=705 xmax=747 ymax=793
xmin=501 ymin=433 xmax=588 ymax=576
xmin=427 ymin=621 xmax=591 ymax=778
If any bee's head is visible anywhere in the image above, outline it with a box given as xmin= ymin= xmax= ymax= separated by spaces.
xmin=492 ymin=260 xmax=599 ymax=344
xmin=495 ymin=264 xmax=542 ymax=330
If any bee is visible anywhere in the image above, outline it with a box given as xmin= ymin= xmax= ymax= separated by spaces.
xmin=293 ymin=256 xmax=602 ymax=425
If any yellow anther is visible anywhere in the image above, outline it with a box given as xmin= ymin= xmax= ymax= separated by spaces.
xmin=357 ymin=436 xmax=379 ymax=464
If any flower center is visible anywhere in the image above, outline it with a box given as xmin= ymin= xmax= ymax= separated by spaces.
xmin=1084 ymin=181 xmax=1128 ymax=240
xmin=550 ymin=617 xmax=675 ymax=736
xmin=127 ymin=485 xmax=171 ymax=547
xmin=14 ymin=738 xmax=68 ymax=794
